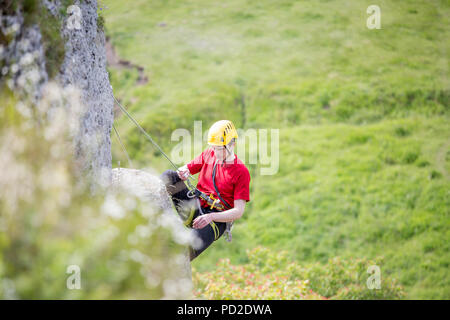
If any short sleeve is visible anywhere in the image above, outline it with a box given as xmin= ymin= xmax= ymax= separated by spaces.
xmin=187 ymin=150 xmax=206 ymax=175
xmin=234 ymin=166 xmax=251 ymax=202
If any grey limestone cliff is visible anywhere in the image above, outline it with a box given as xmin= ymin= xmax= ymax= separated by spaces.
xmin=1 ymin=0 xmax=113 ymax=189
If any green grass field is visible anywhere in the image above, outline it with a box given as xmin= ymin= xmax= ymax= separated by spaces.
xmin=103 ymin=0 xmax=449 ymax=299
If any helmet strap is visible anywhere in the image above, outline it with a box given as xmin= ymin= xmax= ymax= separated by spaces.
xmin=222 ymin=145 xmax=235 ymax=166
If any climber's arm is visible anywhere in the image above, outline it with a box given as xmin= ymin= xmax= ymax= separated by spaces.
xmin=210 ymin=199 xmax=245 ymax=222
xmin=192 ymin=200 xmax=245 ymax=229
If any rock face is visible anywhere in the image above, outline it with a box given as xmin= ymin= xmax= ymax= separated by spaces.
xmin=1 ymin=0 xmax=113 ymax=190
xmin=111 ymin=168 xmax=175 ymax=214
xmin=110 ymin=167 xmax=193 ymax=280
xmin=1 ymin=0 xmax=193 ymax=290
xmin=58 ymin=0 xmax=114 ymax=190
xmin=0 ymin=6 xmax=48 ymax=103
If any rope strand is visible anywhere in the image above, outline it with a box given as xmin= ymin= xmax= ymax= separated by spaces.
xmin=111 ymin=91 xmax=196 ymax=184
xmin=112 ymin=123 xmax=133 ymax=168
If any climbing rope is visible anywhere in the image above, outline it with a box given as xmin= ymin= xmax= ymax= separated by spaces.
xmin=112 ymin=90 xmax=205 ymax=199
xmin=112 ymin=123 xmax=133 ymax=168
xmin=112 ymin=93 xmax=178 ymax=170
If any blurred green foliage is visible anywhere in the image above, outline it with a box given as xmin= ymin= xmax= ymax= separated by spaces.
xmin=104 ymin=0 xmax=449 ymax=299
xmin=0 ymin=85 xmax=191 ymax=299
xmin=194 ymin=246 xmax=404 ymax=299
xmin=1 ymin=0 xmax=444 ymax=299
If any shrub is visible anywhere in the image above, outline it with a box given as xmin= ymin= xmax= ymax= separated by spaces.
xmin=0 ymin=83 xmax=192 ymax=299
xmin=193 ymin=247 xmax=404 ymax=300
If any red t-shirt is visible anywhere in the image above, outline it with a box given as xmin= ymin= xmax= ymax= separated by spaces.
xmin=187 ymin=148 xmax=251 ymax=209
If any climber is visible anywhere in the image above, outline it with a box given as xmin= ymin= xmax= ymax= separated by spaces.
xmin=161 ymin=120 xmax=251 ymax=261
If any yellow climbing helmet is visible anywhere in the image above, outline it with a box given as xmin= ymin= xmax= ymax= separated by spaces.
xmin=207 ymin=120 xmax=238 ymax=146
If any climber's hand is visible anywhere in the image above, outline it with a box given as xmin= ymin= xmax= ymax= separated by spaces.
xmin=177 ymin=165 xmax=190 ymax=181
xmin=193 ymin=214 xmax=213 ymax=229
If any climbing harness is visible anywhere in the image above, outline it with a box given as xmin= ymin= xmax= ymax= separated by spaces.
xmin=179 ymin=198 xmax=219 ymax=241
xmin=185 ymin=181 xmax=228 ymax=211
xmin=196 ymin=198 xmax=220 ymax=241
xmin=111 ymin=90 xmax=230 ymax=241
